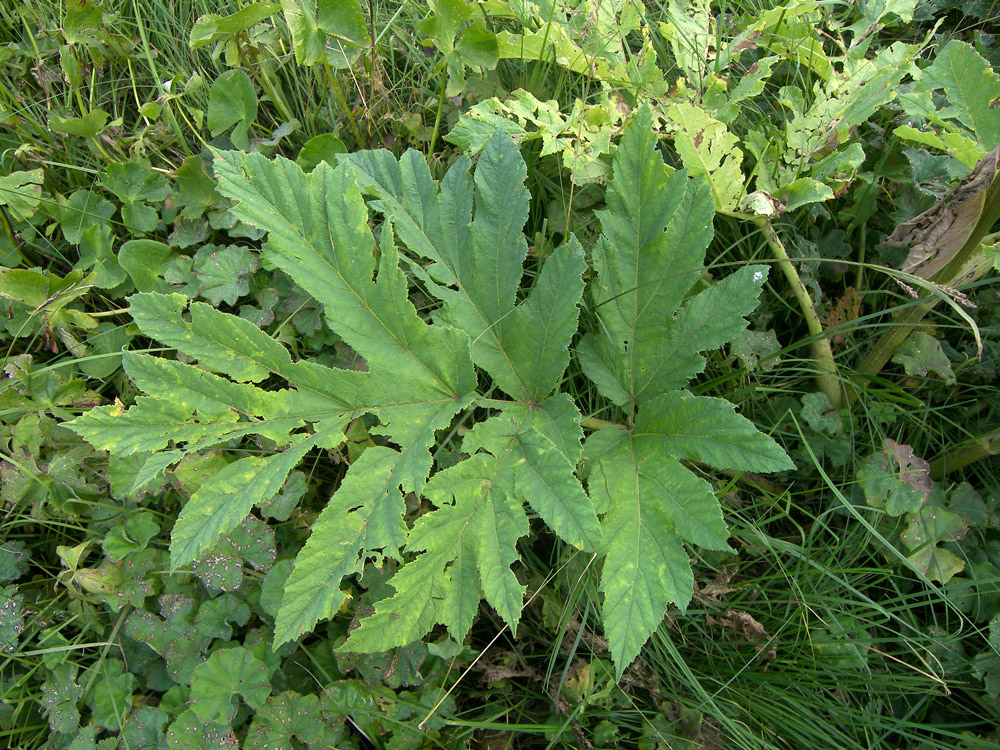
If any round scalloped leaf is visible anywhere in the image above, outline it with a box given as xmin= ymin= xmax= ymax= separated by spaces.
xmin=190 ymin=646 xmax=270 ymax=725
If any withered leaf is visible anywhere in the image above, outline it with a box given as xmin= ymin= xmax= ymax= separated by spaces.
xmin=882 ymin=145 xmax=1000 ymax=280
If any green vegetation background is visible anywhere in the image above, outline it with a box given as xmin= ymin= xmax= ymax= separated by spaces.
xmin=1 ymin=0 xmax=1000 ymax=748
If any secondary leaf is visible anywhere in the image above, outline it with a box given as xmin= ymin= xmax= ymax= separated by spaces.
xmin=281 ymin=0 xmax=370 ymax=68
xmin=344 ymin=133 xmax=586 ymax=401
xmin=207 ymin=70 xmax=258 ymax=150
xmin=0 ymin=169 xmax=44 ymax=220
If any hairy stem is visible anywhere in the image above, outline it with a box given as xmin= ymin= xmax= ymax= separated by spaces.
xmin=755 ymin=217 xmax=842 ymax=409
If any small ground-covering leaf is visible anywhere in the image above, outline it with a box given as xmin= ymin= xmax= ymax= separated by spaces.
xmin=126 ymin=595 xmax=212 ymax=685
xmin=0 ymin=169 xmax=43 ymax=220
xmin=731 ymin=329 xmax=781 ymax=372
xmin=41 ymin=662 xmax=84 ymax=733
xmin=97 ymin=547 xmax=160 ymax=612
xmin=0 ymin=541 xmax=29 ymax=582
xmin=190 ymin=2 xmax=279 ymax=50
xmin=103 ymin=510 xmax=159 ymax=562
xmin=0 ymin=585 xmax=24 ymax=654
xmin=244 ymin=691 xmax=345 ymax=749
xmin=194 ymin=593 xmax=251 ymax=639
xmin=189 ymin=646 xmax=270 ymax=725
xmin=190 ymin=245 xmax=259 ymax=305
xmin=101 ymin=162 xmax=170 ymax=234
xmin=859 ymin=452 xmax=925 ymax=516
xmin=901 ymin=504 xmax=967 ymax=583
xmin=85 ymin=658 xmax=135 ymax=732
xmin=892 ymin=330 xmax=956 ymax=383
xmin=282 ymin=0 xmax=370 ymax=68
xmin=119 ymin=705 xmax=169 ymax=750
xmin=166 ymin=710 xmax=239 ymax=749
xmin=60 ymin=189 xmax=116 ymax=244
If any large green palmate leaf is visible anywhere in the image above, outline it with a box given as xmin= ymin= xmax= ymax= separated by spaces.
xmin=580 ymin=106 xmax=793 ymax=675
xmin=67 ymin=109 xmax=791 ymax=677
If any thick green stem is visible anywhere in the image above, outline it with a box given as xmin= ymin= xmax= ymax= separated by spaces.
xmin=929 ymin=428 xmax=1000 ymax=480
xmin=755 ymin=217 xmax=843 ymax=409
xmin=849 ymin=248 xmax=996 ymax=404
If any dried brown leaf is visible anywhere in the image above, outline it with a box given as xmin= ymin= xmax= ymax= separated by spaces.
xmin=882 ymin=145 xmax=1000 ymax=281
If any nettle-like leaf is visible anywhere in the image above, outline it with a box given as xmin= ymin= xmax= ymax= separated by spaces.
xmin=68 ymin=108 xmax=791 ymax=677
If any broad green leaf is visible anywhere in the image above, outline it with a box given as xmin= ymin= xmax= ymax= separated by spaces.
xmin=847 ymin=0 xmax=914 ymax=39
xmin=207 ymin=70 xmax=258 ymax=150
xmin=343 ymin=451 xmax=529 ymax=650
xmin=514 ymin=427 xmax=601 ymax=551
xmin=127 ymin=293 xmax=293 ymax=382
xmin=212 ymin=151 xmax=475 ymax=404
xmin=894 ymin=124 xmax=982 ymax=169
xmin=587 ymin=429 xmax=715 ymax=673
xmin=40 ymin=662 xmax=83 ymax=733
xmin=190 ymin=2 xmax=280 ymax=49
xmin=911 ymin=40 xmax=1000 ymax=151
xmin=634 ymin=391 xmax=794 ymax=474
xmin=577 ymin=106 xmax=714 ymax=414
xmin=419 ymin=0 xmax=498 ymax=96
xmin=639 ymin=265 xmax=772 ymax=397
xmin=578 ymin=107 xmax=792 ymax=675
xmin=170 ymin=426 xmax=342 ymax=567
xmin=713 ymin=56 xmax=779 ymax=123
xmin=344 ymin=134 xmax=585 ymax=401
